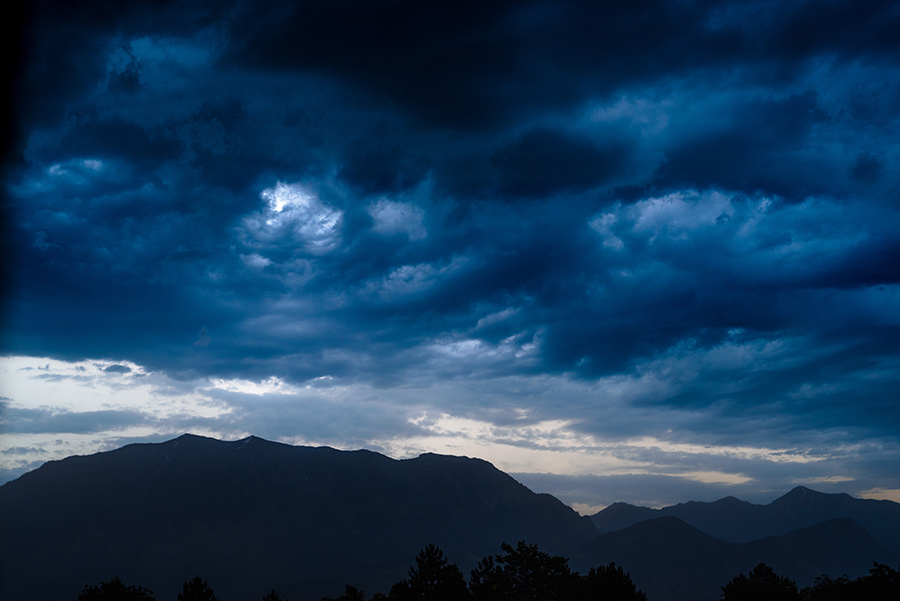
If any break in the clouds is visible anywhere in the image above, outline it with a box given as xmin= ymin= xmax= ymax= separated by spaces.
xmin=2 ymin=0 xmax=899 ymax=508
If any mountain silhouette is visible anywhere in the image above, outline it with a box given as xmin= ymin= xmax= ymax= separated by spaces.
xmin=575 ymin=515 xmax=899 ymax=601
xmin=590 ymin=485 xmax=900 ymax=553
xmin=0 ymin=434 xmax=594 ymax=601
xmin=3 ymin=435 xmax=898 ymax=601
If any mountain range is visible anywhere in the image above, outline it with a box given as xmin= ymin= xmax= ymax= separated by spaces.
xmin=574 ymin=516 xmax=896 ymax=601
xmin=590 ymin=487 xmax=900 ymax=553
xmin=1 ymin=434 xmax=898 ymax=601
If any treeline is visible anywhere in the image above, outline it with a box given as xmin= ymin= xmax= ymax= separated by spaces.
xmin=79 ymin=576 xmax=236 ymax=601
xmin=325 ymin=542 xmax=645 ymax=601
xmin=78 ymin=541 xmax=900 ymax=601
xmin=720 ymin=561 xmax=900 ymax=601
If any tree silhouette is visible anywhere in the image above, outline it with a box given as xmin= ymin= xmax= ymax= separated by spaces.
xmin=856 ymin=562 xmax=900 ymax=600
xmin=800 ymin=563 xmax=900 ymax=600
xmin=580 ymin=562 xmax=647 ymax=601
xmin=721 ymin=563 xmax=800 ymax=601
xmin=389 ymin=544 xmax=469 ymax=601
xmin=178 ymin=577 xmax=220 ymax=601
xmin=262 ymin=588 xmax=288 ymax=601
xmin=801 ymin=574 xmax=854 ymax=601
xmin=78 ymin=577 xmax=155 ymax=601
xmin=469 ymin=541 xmax=576 ymax=601
xmin=323 ymin=584 xmax=367 ymax=601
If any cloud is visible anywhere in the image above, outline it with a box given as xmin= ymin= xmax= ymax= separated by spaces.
xmin=1 ymin=445 xmax=47 ymax=456
xmin=2 ymin=353 xmax=899 ymax=509
xmin=4 ymin=0 xmax=900 ymax=506
xmin=242 ymin=181 xmax=343 ymax=254
xmin=491 ymin=128 xmax=629 ymax=197
xmin=0 ymin=406 xmax=149 ymax=435
xmin=368 ymin=200 xmax=427 ymax=241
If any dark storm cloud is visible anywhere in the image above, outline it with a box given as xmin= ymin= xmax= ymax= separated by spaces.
xmin=59 ymin=118 xmax=183 ymax=167
xmin=849 ymin=151 xmax=886 ymax=185
xmin=337 ymin=131 xmax=430 ymax=196
xmin=655 ymin=91 xmax=829 ymax=197
xmin=492 ymin=129 xmax=628 ymax=197
xmin=4 ymin=0 xmax=900 ymax=481
xmin=222 ymin=0 xmax=900 ymax=131
xmin=0 ymin=403 xmax=149 ymax=435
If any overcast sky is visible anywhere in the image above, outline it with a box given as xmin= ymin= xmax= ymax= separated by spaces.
xmin=2 ymin=0 xmax=899 ymax=511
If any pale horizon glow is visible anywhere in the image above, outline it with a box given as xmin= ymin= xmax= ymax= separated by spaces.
xmin=2 ymin=354 xmax=894 ymax=509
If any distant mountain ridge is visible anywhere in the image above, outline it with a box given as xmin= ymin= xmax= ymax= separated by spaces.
xmin=575 ymin=515 xmax=899 ymax=601
xmin=2 ymin=434 xmax=898 ymax=601
xmin=590 ymin=485 xmax=900 ymax=553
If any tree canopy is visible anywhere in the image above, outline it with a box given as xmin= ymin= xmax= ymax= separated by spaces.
xmin=74 ymin=550 xmax=898 ymax=601
xmin=721 ymin=563 xmax=800 ymax=601
xmin=389 ymin=543 xmax=470 ymax=601
xmin=469 ymin=541 xmax=576 ymax=601
xmin=78 ymin=577 xmax=155 ymax=601
xmin=802 ymin=562 xmax=900 ymax=601
xmin=582 ymin=563 xmax=648 ymax=601
xmin=324 ymin=541 xmax=645 ymax=601
xmin=178 ymin=577 xmax=220 ymax=601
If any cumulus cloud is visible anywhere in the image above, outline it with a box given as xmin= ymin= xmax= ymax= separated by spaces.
xmin=244 ymin=181 xmax=343 ymax=253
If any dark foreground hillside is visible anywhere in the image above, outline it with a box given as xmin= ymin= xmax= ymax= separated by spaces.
xmin=0 ymin=434 xmax=594 ymax=601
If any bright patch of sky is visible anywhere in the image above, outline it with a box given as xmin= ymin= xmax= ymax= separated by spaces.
xmin=2 ymin=353 xmax=887 ymax=509
xmin=242 ymin=181 xmax=342 ymax=253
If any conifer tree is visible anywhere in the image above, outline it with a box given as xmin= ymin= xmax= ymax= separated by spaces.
xmin=581 ymin=562 xmax=647 ymax=601
xmin=390 ymin=544 xmax=469 ymax=601
xmin=178 ymin=577 xmax=220 ymax=601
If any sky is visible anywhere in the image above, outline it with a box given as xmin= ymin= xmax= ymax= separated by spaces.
xmin=2 ymin=0 xmax=899 ymax=512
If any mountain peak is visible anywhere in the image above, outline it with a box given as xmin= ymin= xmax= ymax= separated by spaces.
xmin=236 ymin=434 xmax=277 ymax=445
xmin=166 ymin=433 xmax=292 ymax=452
xmin=774 ymin=485 xmax=854 ymax=508
xmin=713 ymin=495 xmax=753 ymax=506
xmin=170 ymin=432 xmax=219 ymax=444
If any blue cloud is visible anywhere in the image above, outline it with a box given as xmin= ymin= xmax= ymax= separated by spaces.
xmin=4 ymin=0 xmax=900 ymax=502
